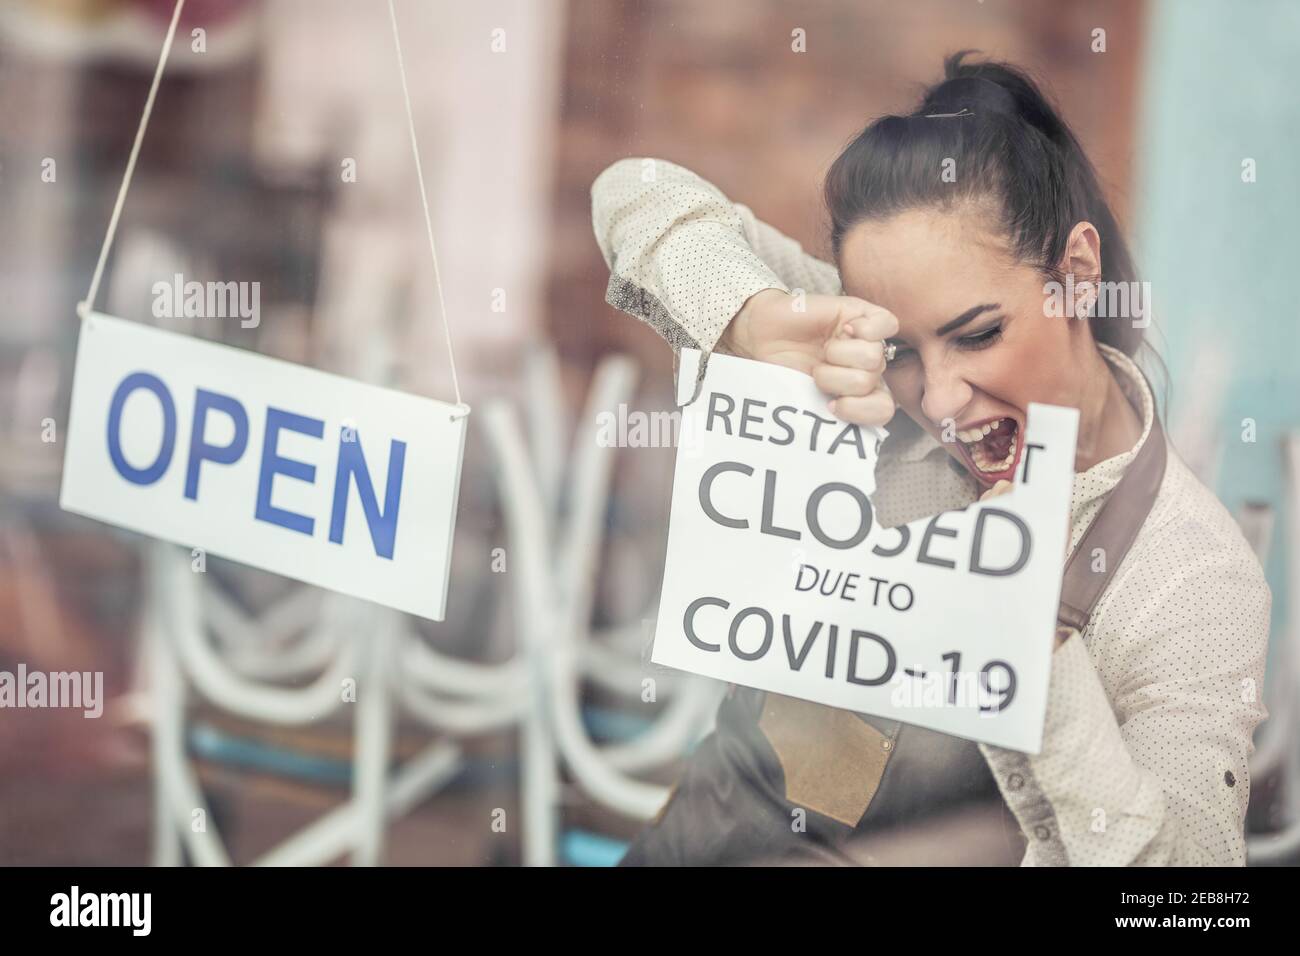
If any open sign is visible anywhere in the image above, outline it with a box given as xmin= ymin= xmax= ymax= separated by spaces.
xmin=60 ymin=313 xmax=466 ymax=620
xmin=105 ymin=371 xmax=406 ymax=559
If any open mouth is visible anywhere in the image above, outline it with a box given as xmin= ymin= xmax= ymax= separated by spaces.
xmin=954 ymin=416 xmax=1022 ymax=484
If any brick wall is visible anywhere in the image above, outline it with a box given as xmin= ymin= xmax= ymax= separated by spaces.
xmin=547 ymin=0 xmax=1146 ymax=381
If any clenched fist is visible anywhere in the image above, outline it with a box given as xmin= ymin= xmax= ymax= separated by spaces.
xmin=718 ymin=288 xmax=898 ymax=428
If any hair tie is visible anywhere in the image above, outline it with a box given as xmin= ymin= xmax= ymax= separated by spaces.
xmin=923 ymin=107 xmax=974 ymax=119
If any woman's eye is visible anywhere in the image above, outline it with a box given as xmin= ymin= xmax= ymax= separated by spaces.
xmin=957 ymin=325 xmax=1002 ymax=350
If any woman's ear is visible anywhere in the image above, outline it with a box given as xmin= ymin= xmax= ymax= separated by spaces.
xmin=1061 ymin=221 xmax=1102 ymax=318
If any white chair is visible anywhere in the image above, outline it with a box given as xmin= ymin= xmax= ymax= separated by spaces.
xmin=142 ymin=347 xmax=718 ymax=866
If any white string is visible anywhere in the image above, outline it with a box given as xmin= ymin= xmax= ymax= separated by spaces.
xmin=77 ymin=0 xmax=469 ymax=419
xmin=78 ymin=0 xmax=187 ymax=321
xmin=387 ymin=0 xmax=466 ymax=414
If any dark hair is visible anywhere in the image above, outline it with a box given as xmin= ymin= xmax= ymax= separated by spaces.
xmin=824 ymin=51 xmax=1143 ymax=358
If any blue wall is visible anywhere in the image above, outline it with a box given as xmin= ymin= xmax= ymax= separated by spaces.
xmin=1134 ymin=0 xmax=1300 ymax=652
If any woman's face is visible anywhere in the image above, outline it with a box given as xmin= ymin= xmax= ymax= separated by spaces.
xmin=837 ymin=205 xmax=1096 ymax=487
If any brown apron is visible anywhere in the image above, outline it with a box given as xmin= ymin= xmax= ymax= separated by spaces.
xmin=621 ymin=413 xmax=1168 ymax=867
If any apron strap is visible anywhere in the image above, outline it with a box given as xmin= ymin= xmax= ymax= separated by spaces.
xmin=1057 ymin=408 xmax=1167 ymax=631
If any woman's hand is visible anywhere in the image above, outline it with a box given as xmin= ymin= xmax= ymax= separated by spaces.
xmin=718 ymin=288 xmax=897 ymax=427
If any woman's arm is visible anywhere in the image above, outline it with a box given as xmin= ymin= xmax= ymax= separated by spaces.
xmin=591 ymin=157 xmax=842 ymax=356
xmin=977 ymin=527 xmax=1271 ymax=866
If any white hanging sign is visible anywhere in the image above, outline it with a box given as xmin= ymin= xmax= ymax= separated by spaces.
xmin=652 ymin=349 xmax=1077 ymax=752
xmin=60 ymin=312 xmax=467 ymax=621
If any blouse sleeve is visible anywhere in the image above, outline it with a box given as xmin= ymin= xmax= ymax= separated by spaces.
xmin=977 ymin=524 xmax=1271 ymax=866
xmin=590 ymin=157 xmax=842 ymax=357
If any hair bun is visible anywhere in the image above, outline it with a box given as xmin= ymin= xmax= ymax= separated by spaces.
xmin=921 ymin=51 xmax=1072 ymax=150
xmin=917 ymin=75 xmax=1019 ymax=120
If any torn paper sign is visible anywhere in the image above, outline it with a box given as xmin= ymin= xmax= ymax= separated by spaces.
xmin=652 ymin=349 xmax=1077 ymax=753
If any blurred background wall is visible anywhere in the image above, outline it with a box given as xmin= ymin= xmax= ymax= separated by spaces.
xmin=1135 ymin=0 xmax=1300 ymax=649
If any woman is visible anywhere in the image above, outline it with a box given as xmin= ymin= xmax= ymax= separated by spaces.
xmin=591 ymin=54 xmax=1270 ymax=866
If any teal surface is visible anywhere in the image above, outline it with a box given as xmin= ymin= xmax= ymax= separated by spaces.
xmin=1134 ymin=0 xmax=1300 ymax=654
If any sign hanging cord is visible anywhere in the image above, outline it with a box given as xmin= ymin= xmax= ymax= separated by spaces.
xmin=387 ymin=0 xmax=464 ymax=411
xmin=77 ymin=0 xmax=468 ymax=415
xmin=78 ymin=0 xmax=187 ymax=323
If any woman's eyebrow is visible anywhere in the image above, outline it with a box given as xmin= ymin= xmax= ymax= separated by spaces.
xmin=936 ymin=303 xmax=1000 ymax=336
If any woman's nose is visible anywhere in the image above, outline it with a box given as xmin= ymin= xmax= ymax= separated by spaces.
xmin=919 ymin=366 xmax=974 ymax=427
